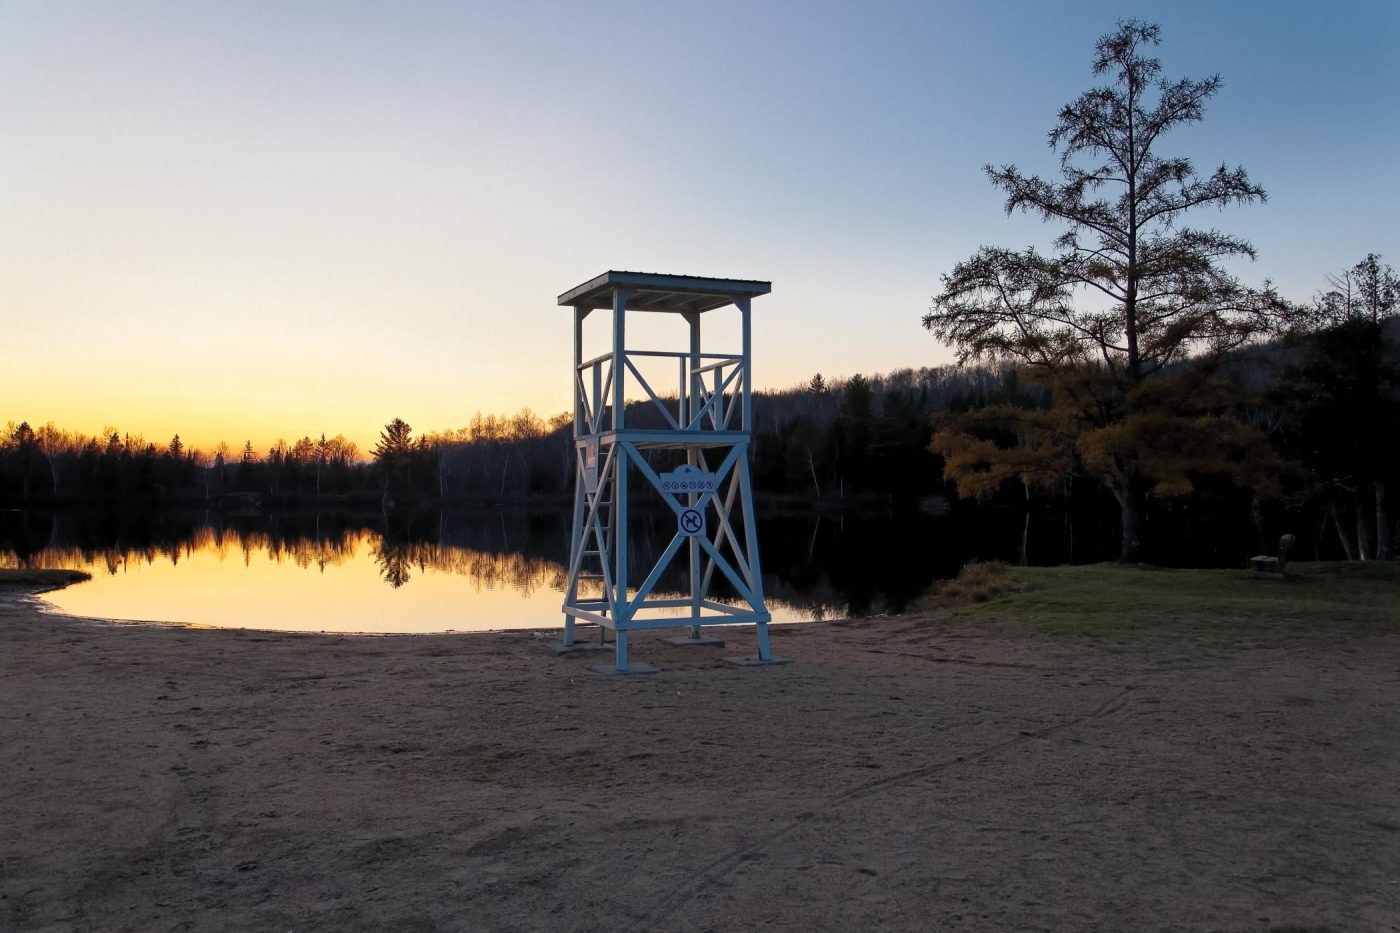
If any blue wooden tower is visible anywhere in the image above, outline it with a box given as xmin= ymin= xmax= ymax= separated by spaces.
xmin=557 ymin=271 xmax=775 ymax=672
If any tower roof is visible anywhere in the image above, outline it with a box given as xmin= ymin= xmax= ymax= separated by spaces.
xmin=558 ymin=271 xmax=770 ymax=314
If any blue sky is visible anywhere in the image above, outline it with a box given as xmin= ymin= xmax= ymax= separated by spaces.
xmin=1 ymin=0 xmax=1395 ymax=449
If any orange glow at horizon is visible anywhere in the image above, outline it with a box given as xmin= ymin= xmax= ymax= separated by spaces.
xmin=3 ymin=300 xmax=895 ymax=455
xmin=2 ymin=382 xmax=575 ymax=457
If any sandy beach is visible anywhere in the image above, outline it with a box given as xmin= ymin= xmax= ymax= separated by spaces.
xmin=2 ymin=575 xmax=1398 ymax=932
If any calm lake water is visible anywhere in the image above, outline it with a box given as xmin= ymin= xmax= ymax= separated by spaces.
xmin=1 ymin=503 xmax=1250 ymax=634
xmin=0 ymin=507 xmax=1048 ymax=633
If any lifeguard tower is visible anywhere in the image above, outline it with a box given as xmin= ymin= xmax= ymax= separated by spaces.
xmin=558 ymin=271 xmax=777 ymax=673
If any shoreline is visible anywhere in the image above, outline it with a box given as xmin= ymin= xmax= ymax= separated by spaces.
xmin=21 ymin=592 xmax=827 ymax=641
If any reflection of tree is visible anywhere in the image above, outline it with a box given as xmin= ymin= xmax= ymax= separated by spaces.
xmin=0 ymin=520 xmax=370 ymax=576
xmin=261 ymin=529 xmax=363 ymax=570
xmin=365 ymin=536 xmax=565 ymax=595
xmin=374 ymin=541 xmax=412 ymax=588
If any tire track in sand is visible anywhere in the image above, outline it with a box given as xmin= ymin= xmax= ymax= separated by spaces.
xmin=628 ymin=684 xmax=1137 ymax=931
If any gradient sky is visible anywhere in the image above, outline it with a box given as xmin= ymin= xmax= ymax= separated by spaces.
xmin=2 ymin=0 xmax=1396 ymax=452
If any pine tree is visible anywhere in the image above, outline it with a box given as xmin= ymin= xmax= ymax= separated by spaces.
xmin=373 ymin=418 xmax=415 ymax=500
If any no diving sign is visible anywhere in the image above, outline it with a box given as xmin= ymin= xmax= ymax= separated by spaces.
xmin=678 ymin=508 xmax=706 ymax=537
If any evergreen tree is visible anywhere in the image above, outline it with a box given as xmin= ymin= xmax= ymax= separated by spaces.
xmin=373 ymin=418 xmax=415 ymax=500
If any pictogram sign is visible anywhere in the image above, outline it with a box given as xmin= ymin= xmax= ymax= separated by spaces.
xmin=678 ymin=508 xmax=706 ymax=537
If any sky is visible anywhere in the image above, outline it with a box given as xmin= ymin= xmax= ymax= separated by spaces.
xmin=2 ymin=0 xmax=1396 ymax=453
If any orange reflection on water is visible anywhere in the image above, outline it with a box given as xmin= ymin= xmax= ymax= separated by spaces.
xmin=31 ymin=528 xmax=570 ymax=634
xmin=17 ymin=526 xmax=818 ymax=633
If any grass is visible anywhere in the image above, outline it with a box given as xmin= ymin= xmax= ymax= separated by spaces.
xmin=920 ymin=561 xmax=1022 ymax=608
xmin=937 ymin=561 xmax=1399 ymax=642
xmin=0 ymin=568 xmax=92 ymax=590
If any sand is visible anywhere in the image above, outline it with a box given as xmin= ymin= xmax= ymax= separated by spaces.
xmin=2 ymin=580 xmax=1398 ymax=932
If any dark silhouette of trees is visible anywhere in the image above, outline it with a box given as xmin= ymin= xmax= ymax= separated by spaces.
xmin=748 ymin=366 xmax=1025 ymax=505
xmin=373 ymin=419 xmax=414 ymax=460
xmin=0 ymin=424 xmax=355 ymax=506
xmin=372 ymin=418 xmax=416 ymax=505
xmin=1313 ymin=254 xmax=1399 ymax=329
xmin=1274 ymin=255 xmax=1400 ymax=560
xmin=236 ymin=441 xmax=257 ymax=492
xmin=8 ymin=422 xmax=39 ymax=501
xmin=923 ymin=20 xmax=1287 ymax=562
xmin=314 ymin=434 xmax=330 ymax=496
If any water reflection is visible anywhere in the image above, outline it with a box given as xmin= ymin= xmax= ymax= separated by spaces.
xmin=368 ymin=537 xmax=565 ymax=596
xmin=0 ymin=506 xmax=1084 ymax=633
xmin=0 ymin=510 xmax=868 ymax=632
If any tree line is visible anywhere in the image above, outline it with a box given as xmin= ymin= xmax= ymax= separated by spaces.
xmin=0 ymin=425 xmax=364 ymax=505
xmin=0 ymin=413 xmax=572 ymax=509
xmin=0 ymin=365 xmax=1009 ymax=508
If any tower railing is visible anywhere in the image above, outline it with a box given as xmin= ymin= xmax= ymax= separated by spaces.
xmin=575 ymin=349 xmax=748 ymax=438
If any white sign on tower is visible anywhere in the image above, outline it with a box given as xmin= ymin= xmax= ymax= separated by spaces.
xmin=678 ymin=507 xmax=706 ymax=537
xmin=658 ymin=464 xmax=717 ymax=496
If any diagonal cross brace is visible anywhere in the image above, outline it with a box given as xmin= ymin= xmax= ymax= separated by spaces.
xmin=618 ymin=442 xmax=758 ymax=612
xmin=565 ymin=442 xmax=619 ymax=609
xmin=623 ymin=355 xmax=682 ymax=431
xmin=686 ymin=363 xmax=744 ymax=431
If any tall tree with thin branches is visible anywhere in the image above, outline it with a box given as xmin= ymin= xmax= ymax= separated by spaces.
xmin=924 ymin=20 xmax=1287 ymax=562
